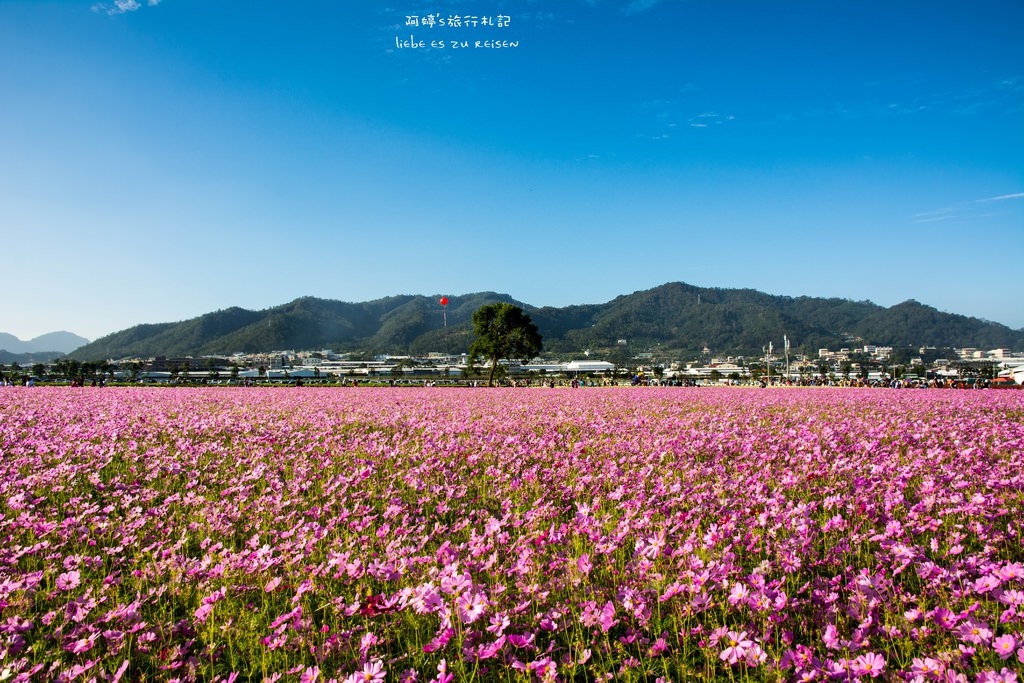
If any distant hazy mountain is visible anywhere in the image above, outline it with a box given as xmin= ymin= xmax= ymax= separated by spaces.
xmin=0 ymin=350 xmax=67 ymax=364
xmin=0 ymin=331 xmax=89 ymax=355
xmin=66 ymin=283 xmax=1024 ymax=361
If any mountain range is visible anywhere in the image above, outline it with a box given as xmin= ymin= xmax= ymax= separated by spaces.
xmin=0 ymin=331 xmax=90 ymax=363
xmin=63 ymin=283 xmax=1024 ymax=361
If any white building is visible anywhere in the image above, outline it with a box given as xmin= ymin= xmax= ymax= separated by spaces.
xmin=563 ymin=360 xmax=616 ymax=374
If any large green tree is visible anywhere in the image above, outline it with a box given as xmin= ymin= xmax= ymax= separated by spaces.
xmin=469 ymin=303 xmax=543 ymax=386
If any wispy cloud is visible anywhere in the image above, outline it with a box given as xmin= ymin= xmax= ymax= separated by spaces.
xmin=623 ymin=0 xmax=662 ymax=16
xmin=913 ymin=192 xmax=1023 ymax=224
xmin=980 ymin=192 xmax=1024 ymax=202
xmin=635 ymin=100 xmax=736 ymax=137
xmin=687 ymin=111 xmax=735 ymax=128
xmin=912 ymin=211 xmax=955 ymax=224
xmin=92 ymin=0 xmax=161 ymax=16
xmin=761 ymin=74 xmax=1023 ymax=129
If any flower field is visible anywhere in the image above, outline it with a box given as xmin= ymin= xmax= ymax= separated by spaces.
xmin=1 ymin=387 xmax=1023 ymax=683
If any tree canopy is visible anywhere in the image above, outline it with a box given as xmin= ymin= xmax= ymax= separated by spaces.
xmin=469 ymin=303 xmax=543 ymax=386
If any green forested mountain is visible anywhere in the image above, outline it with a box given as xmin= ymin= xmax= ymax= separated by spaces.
xmin=67 ymin=283 xmax=1024 ymax=360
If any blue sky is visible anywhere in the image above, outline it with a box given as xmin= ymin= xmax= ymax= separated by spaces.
xmin=1 ymin=0 xmax=1022 ymax=341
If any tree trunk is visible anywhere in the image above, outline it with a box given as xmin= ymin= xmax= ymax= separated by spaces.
xmin=488 ymin=357 xmax=498 ymax=386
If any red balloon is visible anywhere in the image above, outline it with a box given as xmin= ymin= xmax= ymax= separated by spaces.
xmin=439 ymin=297 xmax=449 ymax=306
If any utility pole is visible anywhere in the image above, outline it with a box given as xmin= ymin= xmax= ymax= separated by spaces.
xmin=784 ymin=335 xmax=791 ymax=384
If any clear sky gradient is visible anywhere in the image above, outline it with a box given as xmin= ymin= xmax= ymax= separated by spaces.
xmin=2 ymin=0 xmax=1022 ymax=341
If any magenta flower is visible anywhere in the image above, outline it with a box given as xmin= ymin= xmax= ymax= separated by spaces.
xmin=598 ymin=601 xmax=618 ymax=633
xmin=974 ymin=669 xmax=1020 ymax=683
xmin=932 ymin=607 xmax=958 ymax=630
xmin=476 ymin=635 xmax=506 ymax=659
xmin=110 ymin=660 xmax=130 ymax=683
xmin=486 ymin=613 xmax=510 ymax=636
xmin=744 ymin=643 xmax=767 ymax=666
xmin=528 ymin=656 xmax=558 ymax=681
xmin=974 ymin=575 xmax=1001 ymax=594
xmin=910 ymin=656 xmax=944 ymax=677
xmin=728 ymin=583 xmax=749 ymax=606
xmin=648 ymin=636 xmax=668 ymax=656
xmin=822 ymin=623 xmax=841 ymax=650
xmin=956 ymin=618 xmax=993 ymax=644
xmin=5 ymin=384 xmax=1024 ymax=681
xmin=852 ymin=652 xmax=885 ymax=678
xmin=194 ymin=603 xmax=213 ymax=623
xmin=432 ymin=660 xmax=453 ymax=683
xmin=456 ymin=591 xmax=487 ymax=624
xmin=56 ymin=570 xmax=80 ymax=592
xmin=997 ymin=562 xmax=1024 ymax=582
xmin=354 ymin=661 xmax=385 ymax=683
xmin=423 ymin=628 xmax=453 ymax=653
xmin=993 ymin=634 xmax=1016 ymax=660
xmin=64 ymin=633 xmax=98 ymax=654
xmin=719 ymin=630 xmax=752 ymax=665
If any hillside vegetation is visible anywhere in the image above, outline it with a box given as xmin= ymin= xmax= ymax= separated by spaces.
xmin=67 ymin=283 xmax=1024 ymax=360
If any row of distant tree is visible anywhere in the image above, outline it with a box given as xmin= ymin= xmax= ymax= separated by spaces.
xmin=0 ymin=306 xmax=1006 ymax=386
xmin=0 ymin=304 xmax=542 ymax=387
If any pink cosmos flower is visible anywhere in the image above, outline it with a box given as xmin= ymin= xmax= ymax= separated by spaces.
xmin=974 ymin=669 xmax=1019 ymax=683
xmin=64 ymin=633 xmax=98 ymax=654
xmin=477 ymin=635 xmax=506 ymax=659
xmin=784 ymin=644 xmax=819 ymax=671
xmin=264 ymin=577 xmax=282 ymax=593
xmin=997 ymin=562 xmax=1024 ymax=581
xmin=529 ymin=656 xmax=557 ymax=681
xmin=110 ymin=660 xmax=130 ymax=683
xmin=292 ymin=579 xmax=314 ymax=602
xmin=853 ymin=652 xmax=885 ymax=678
xmin=744 ymin=643 xmax=767 ymax=666
xmin=974 ymin=575 xmax=1001 ymax=593
xmin=354 ymin=661 xmax=385 ymax=683
xmin=194 ymin=603 xmax=213 ymax=623
xmin=486 ymin=613 xmax=510 ymax=636
xmin=359 ymin=631 xmax=379 ymax=656
xmin=822 ymin=623 xmax=841 ymax=650
xmin=992 ymin=634 xmax=1016 ymax=660
xmin=999 ymin=589 xmax=1024 ymax=606
xmin=56 ymin=570 xmax=81 ymax=592
xmin=456 ymin=591 xmax=487 ymax=624
xmin=598 ymin=601 xmax=618 ymax=633
xmin=719 ymin=630 xmax=752 ymax=665
xmin=728 ymin=583 xmax=750 ymax=605
xmin=956 ymin=617 xmax=993 ymax=644
xmin=826 ymin=658 xmax=853 ymax=679
xmin=931 ymin=608 xmax=958 ymax=629
xmin=432 ymin=659 xmax=453 ymax=683
xmin=423 ymin=628 xmax=453 ymax=653
xmin=648 ymin=637 xmax=668 ymax=656
xmin=910 ymin=656 xmax=944 ymax=678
